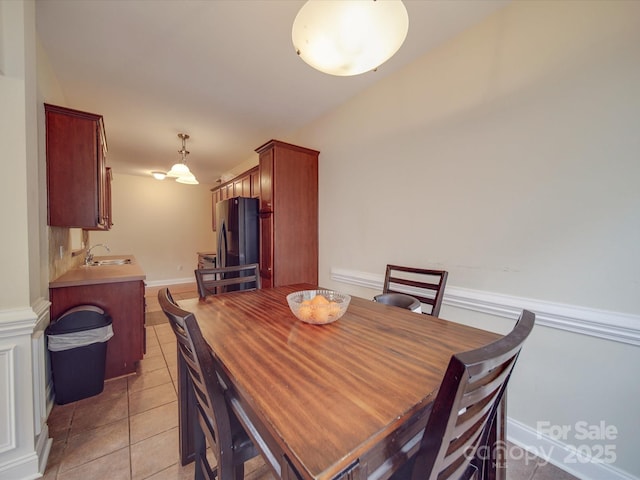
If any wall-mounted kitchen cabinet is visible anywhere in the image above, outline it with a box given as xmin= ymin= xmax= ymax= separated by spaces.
xmin=210 ymin=165 xmax=259 ymax=230
xmin=45 ymin=103 xmax=111 ymax=230
xmin=256 ymin=140 xmax=319 ymax=288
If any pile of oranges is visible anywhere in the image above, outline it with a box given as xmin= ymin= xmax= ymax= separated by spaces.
xmin=296 ymin=294 xmax=342 ymax=323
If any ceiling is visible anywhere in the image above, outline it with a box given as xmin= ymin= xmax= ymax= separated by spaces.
xmin=36 ymin=0 xmax=508 ymax=186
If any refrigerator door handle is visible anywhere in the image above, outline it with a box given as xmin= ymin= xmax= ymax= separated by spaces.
xmin=218 ymin=222 xmax=227 ymax=269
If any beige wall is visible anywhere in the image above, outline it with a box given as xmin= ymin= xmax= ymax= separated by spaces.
xmin=1 ymin=3 xmax=31 ymax=309
xmin=299 ymin=0 xmax=640 ymax=314
xmin=90 ymin=173 xmax=216 ymax=284
xmin=288 ymin=1 xmax=640 ymax=478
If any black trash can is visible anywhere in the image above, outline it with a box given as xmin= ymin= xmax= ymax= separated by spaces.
xmin=46 ymin=305 xmax=113 ymax=405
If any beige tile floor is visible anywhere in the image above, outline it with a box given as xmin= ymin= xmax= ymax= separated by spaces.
xmin=43 ymin=283 xmax=273 ymax=480
xmin=43 ymin=283 xmax=577 ymax=480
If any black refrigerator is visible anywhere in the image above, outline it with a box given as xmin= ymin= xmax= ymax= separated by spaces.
xmin=215 ymin=196 xmax=259 ymax=292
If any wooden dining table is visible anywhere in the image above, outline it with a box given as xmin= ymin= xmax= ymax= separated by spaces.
xmin=174 ymin=284 xmax=505 ymax=480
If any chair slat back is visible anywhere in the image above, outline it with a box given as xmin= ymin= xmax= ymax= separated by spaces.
xmin=158 ymin=288 xmax=234 ymax=464
xmin=383 ymin=264 xmax=449 ymax=316
xmin=195 ymin=263 xmax=261 ymax=299
xmin=408 ymin=310 xmax=535 ymax=480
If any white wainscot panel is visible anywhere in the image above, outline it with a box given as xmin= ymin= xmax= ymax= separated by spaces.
xmin=0 ymin=345 xmax=16 ymax=453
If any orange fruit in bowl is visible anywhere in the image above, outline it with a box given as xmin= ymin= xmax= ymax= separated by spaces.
xmin=328 ymin=301 xmax=341 ymax=316
xmin=297 ymin=304 xmax=313 ymax=320
xmin=313 ymin=305 xmax=331 ymax=323
xmin=310 ymin=294 xmax=329 ymax=305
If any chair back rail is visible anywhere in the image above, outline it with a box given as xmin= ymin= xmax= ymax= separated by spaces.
xmin=158 ymin=287 xmax=258 ymax=480
xmin=383 ymin=264 xmax=449 ymax=316
xmin=389 ymin=310 xmax=535 ymax=480
xmin=195 ymin=263 xmax=261 ymax=299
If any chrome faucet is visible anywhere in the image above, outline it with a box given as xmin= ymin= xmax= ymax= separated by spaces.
xmin=85 ymin=243 xmax=111 ymax=265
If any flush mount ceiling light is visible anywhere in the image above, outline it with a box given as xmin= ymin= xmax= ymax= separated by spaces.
xmin=151 ymin=171 xmax=167 ymax=180
xmin=292 ymin=0 xmax=409 ymax=77
xmin=165 ymin=133 xmax=199 ymax=185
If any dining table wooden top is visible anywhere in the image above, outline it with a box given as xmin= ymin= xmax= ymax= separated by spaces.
xmin=177 ymin=284 xmax=501 ymax=480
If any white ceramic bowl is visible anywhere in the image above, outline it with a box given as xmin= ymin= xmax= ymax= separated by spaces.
xmin=286 ymin=289 xmax=351 ymax=325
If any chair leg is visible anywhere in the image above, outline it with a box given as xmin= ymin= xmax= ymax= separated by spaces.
xmin=234 ymin=463 xmax=245 ymax=480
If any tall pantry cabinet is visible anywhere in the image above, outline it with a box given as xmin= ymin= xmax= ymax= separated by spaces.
xmin=256 ymin=140 xmax=319 ymax=288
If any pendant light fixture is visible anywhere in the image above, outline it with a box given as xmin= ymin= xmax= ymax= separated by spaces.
xmin=292 ymin=0 xmax=409 ymax=77
xmin=166 ymin=133 xmax=199 ymax=185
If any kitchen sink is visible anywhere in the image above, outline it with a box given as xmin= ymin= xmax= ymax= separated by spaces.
xmin=87 ymin=258 xmax=132 ymax=266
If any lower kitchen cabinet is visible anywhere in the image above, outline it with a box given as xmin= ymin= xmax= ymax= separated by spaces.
xmin=49 ymin=280 xmax=145 ymax=379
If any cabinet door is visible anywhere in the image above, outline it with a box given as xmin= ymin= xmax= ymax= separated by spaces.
xmin=46 ymin=108 xmax=99 ymax=227
xmin=45 ymin=104 xmax=110 ymax=230
xmin=49 ymin=280 xmax=145 ymax=379
xmin=105 ymin=167 xmax=113 ymax=228
xmin=211 ymin=189 xmax=221 ymax=230
xmin=259 ymin=148 xmax=274 ymax=211
xmin=259 ymin=212 xmax=274 ymax=288
xmin=240 ymin=175 xmax=251 ymax=197
xmin=97 ymin=127 xmax=108 ymax=227
xmin=250 ymin=169 xmax=259 ymax=198
xmin=233 ymin=178 xmax=243 ymax=197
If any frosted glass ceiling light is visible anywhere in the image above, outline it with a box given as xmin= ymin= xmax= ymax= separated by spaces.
xmin=166 ymin=161 xmax=190 ymax=177
xmin=166 ymin=133 xmax=198 ymax=184
xmin=151 ymin=171 xmax=167 ymax=180
xmin=176 ymin=172 xmax=199 ymax=185
xmin=292 ymin=0 xmax=409 ymax=76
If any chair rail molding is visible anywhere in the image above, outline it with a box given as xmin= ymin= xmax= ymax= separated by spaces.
xmin=330 ymin=268 xmax=640 ymax=347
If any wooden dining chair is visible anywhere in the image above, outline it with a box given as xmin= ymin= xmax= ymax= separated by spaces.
xmin=158 ymin=288 xmax=259 ymax=480
xmin=195 ymin=263 xmax=261 ymax=299
xmin=382 ymin=264 xmax=449 ymax=316
xmin=386 ymin=309 xmax=535 ymax=480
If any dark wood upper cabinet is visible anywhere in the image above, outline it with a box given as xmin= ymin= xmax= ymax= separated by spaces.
xmin=45 ymin=103 xmax=110 ymax=230
xmin=210 ymin=166 xmax=259 ymax=231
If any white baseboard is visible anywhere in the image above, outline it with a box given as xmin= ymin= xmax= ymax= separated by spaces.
xmin=144 ymin=277 xmax=196 ymax=288
xmin=508 ymin=418 xmax=638 ymax=480
xmin=34 ymin=424 xmax=52 ymax=475
xmin=0 ymin=450 xmax=41 ymax=480
xmin=330 ymin=268 xmax=640 ymax=346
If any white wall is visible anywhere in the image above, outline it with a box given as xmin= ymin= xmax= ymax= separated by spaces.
xmin=0 ymin=1 xmax=52 ymax=478
xmin=90 ymin=173 xmax=216 ymax=284
xmin=289 ymin=1 xmax=640 ymax=479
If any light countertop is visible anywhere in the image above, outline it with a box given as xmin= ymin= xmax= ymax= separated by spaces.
xmin=49 ymin=255 xmax=146 ymax=288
